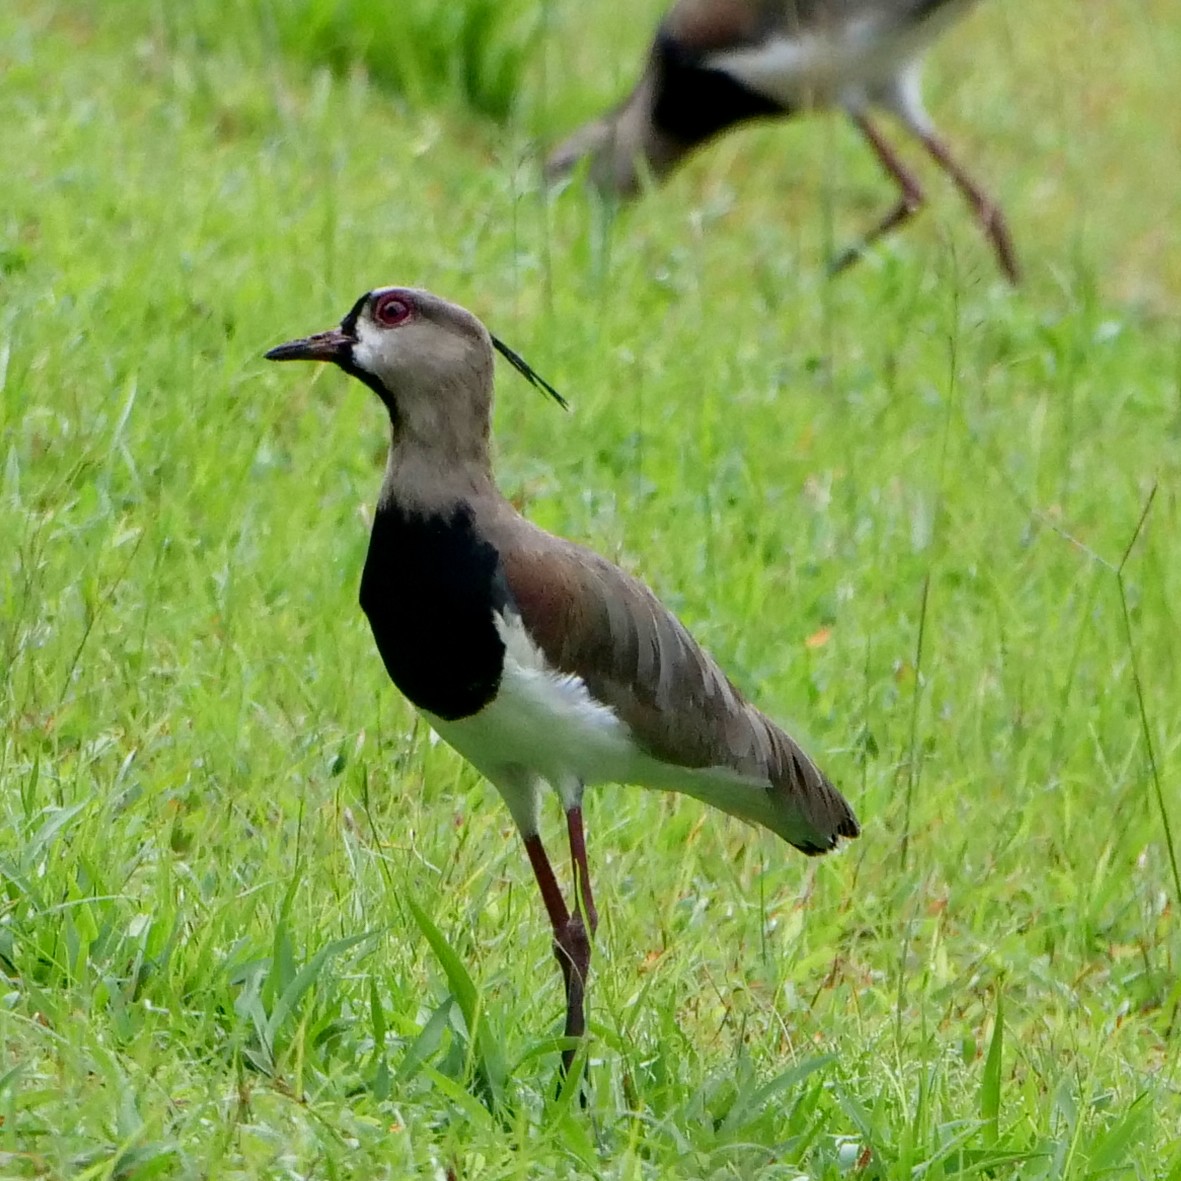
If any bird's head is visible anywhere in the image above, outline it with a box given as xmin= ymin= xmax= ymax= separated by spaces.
xmin=266 ymin=286 xmax=493 ymax=421
xmin=266 ymin=287 xmax=564 ymax=474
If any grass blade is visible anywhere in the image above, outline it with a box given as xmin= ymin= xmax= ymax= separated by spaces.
xmin=719 ymin=1055 xmax=836 ymax=1134
xmin=980 ymin=989 xmax=1004 ymax=1146
xmin=403 ymin=892 xmax=506 ymax=1107
xmin=264 ymin=932 xmax=371 ymax=1049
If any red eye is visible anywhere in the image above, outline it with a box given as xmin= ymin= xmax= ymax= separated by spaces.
xmin=373 ymin=293 xmax=412 ymax=327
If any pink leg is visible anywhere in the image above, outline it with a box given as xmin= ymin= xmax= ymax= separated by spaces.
xmin=555 ymin=805 xmax=598 ymax=1056
xmin=831 ymin=112 xmax=926 ymax=276
xmin=523 ymin=825 xmax=593 ymax=1075
xmin=916 ymin=128 xmax=1020 ymax=283
xmin=566 ymin=805 xmax=598 ymax=935
xmin=524 ymin=832 xmax=569 ymax=932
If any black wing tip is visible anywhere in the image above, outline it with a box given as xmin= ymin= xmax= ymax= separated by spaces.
xmin=794 ymin=818 xmax=859 ymax=857
xmin=839 ymin=814 xmax=861 ymax=840
xmin=795 ymin=840 xmax=830 ymax=857
xmin=792 ymin=789 xmax=860 ymax=856
xmin=491 ymin=335 xmax=569 ymax=410
xmin=783 ymin=744 xmax=860 ymax=854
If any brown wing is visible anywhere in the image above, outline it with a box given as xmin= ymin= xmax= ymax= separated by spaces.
xmin=663 ymin=0 xmax=779 ymax=50
xmin=491 ymin=513 xmax=859 ymax=851
xmin=501 ymin=531 xmax=749 ymax=768
xmin=663 ymin=0 xmax=966 ymax=48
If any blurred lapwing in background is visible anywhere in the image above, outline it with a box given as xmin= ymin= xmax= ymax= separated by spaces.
xmin=548 ymin=0 xmax=1020 ymax=281
xmin=265 ymin=286 xmax=860 ymax=1075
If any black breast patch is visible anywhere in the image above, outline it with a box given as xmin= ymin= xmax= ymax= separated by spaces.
xmin=651 ymin=30 xmax=787 ymax=148
xmin=359 ymin=502 xmax=514 ymax=721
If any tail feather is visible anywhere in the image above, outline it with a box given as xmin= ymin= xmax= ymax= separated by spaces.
xmin=757 ymin=712 xmax=860 ymax=854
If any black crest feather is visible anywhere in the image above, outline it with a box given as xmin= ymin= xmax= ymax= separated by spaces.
xmin=491 ymin=335 xmax=568 ymax=410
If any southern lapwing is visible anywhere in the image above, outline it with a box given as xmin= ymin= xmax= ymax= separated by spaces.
xmin=547 ymin=0 xmax=1020 ymax=282
xmin=265 ymin=286 xmax=859 ymax=1074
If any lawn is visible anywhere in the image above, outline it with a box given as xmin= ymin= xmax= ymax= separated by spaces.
xmin=1 ymin=0 xmax=1179 ymax=1176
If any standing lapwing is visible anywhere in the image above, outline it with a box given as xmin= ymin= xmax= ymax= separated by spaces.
xmin=547 ymin=0 xmax=1020 ymax=282
xmin=265 ymin=287 xmax=859 ymax=1074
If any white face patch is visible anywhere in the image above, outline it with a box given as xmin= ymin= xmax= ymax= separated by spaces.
xmin=351 ymin=316 xmax=387 ymax=376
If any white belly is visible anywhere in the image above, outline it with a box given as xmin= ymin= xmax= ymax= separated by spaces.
xmin=425 ymin=652 xmax=641 ymax=791
xmin=422 ymin=611 xmax=640 ymax=797
xmin=705 ymin=5 xmax=965 ymax=114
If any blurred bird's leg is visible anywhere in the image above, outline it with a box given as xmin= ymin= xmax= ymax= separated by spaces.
xmin=915 ymin=128 xmax=1020 ymax=283
xmin=830 ymin=112 xmax=926 ymax=275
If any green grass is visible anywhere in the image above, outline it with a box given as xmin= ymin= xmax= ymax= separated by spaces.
xmin=2 ymin=0 xmax=1180 ymax=1175
xmin=139 ymin=0 xmax=542 ymax=122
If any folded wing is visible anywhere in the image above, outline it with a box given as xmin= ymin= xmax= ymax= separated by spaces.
xmin=495 ymin=519 xmax=859 ymax=852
